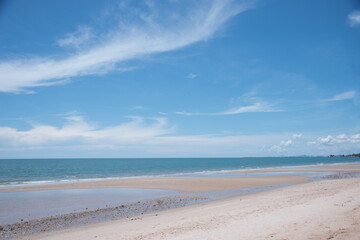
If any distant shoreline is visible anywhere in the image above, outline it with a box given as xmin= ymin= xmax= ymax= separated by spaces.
xmin=1 ymin=157 xmax=359 ymax=187
xmin=0 ymin=155 xmax=359 ymax=160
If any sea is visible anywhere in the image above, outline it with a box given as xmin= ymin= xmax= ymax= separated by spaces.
xmin=1 ymin=157 xmax=359 ymax=186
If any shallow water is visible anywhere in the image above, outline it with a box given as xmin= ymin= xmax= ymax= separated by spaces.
xmin=1 ymin=157 xmax=359 ymax=185
xmin=0 ymin=188 xmax=177 ymax=225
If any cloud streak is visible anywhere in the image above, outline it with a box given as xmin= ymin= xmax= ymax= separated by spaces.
xmin=1 ymin=114 xmax=359 ymax=157
xmin=0 ymin=113 xmax=289 ymax=157
xmin=187 ymin=73 xmax=197 ymax=79
xmin=175 ymin=101 xmax=281 ymax=116
xmin=57 ymin=26 xmax=94 ymax=49
xmin=0 ymin=115 xmax=173 ymax=146
xmin=324 ymin=91 xmax=356 ymax=102
xmin=0 ymin=0 xmax=254 ymax=93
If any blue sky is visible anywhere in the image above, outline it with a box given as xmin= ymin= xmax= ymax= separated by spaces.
xmin=0 ymin=0 xmax=359 ymax=158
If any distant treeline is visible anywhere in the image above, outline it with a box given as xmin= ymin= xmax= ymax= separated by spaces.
xmin=329 ymin=153 xmax=360 ymax=158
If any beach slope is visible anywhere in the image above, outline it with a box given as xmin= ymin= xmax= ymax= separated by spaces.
xmin=29 ymin=177 xmax=360 ymax=240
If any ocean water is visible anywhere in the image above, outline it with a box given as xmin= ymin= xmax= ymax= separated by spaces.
xmin=0 ymin=157 xmax=359 ymax=185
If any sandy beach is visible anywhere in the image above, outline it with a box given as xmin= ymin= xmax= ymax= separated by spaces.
xmin=1 ymin=0 xmax=359 ymax=238
xmin=0 ymin=175 xmax=311 ymax=193
xmin=217 ymin=162 xmax=360 ymax=174
xmin=4 ymin=162 xmax=360 ymax=194
xmin=25 ymin=177 xmax=360 ymax=240
xmin=2 ymin=163 xmax=360 ymax=239
xmin=300 ymin=162 xmax=360 ymax=169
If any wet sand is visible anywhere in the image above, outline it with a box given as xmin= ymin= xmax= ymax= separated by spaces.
xmin=299 ymin=162 xmax=360 ymax=169
xmin=26 ymin=177 xmax=360 ymax=240
xmin=218 ymin=162 xmax=360 ymax=174
xmin=225 ymin=168 xmax=360 ymax=174
xmin=2 ymin=163 xmax=360 ymax=239
xmin=0 ymin=175 xmax=311 ymax=193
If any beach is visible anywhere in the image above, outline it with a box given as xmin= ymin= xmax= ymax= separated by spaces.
xmin=1 ymin=0 xmax=359 ymax=238
xmin=23 ymin=177 xmax=360 ymax=240
xmin=1 ymin=160 xmax=360 ymax=239
xmin=0 ymin=175 xmax=311 ymax=193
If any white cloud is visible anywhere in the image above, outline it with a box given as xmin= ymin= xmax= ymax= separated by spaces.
xmin=176 ymin=101 xmax=281 ymax=116
xmin=57 ymin=26 xmax=93 ymax=49
xmin=0 ymin=113 xmax=294 ymax=157
xmin=292 ymin=133 xmax=302 ymax=139
xmin=175 ymin=111 xmax=200 ymax=116
xmin=221 ymin=101 xmax=281 ymax=115
xmin=0 ymin=0 xmax=254 ymax=93
xmin=325 ymin=91 xmax=356 ymax=101
xmin=348 ymin=10 xmax=360 ymax=27
xmin=131 ymin=105 xmax=145 ymax=110
xmin=269 ymin=145 xmax=283 ymax=153
xmin=270 ymin=133 xmax=302 ymax=152
xmin=1 ymin=114 xmax=359 ymax=157
xmin=0 ymin=115 xmax=173 ymax=146
xmin=280 ymin=139 xmax=293 ymax=147
xmin=187 ymin=73 xmax=197 ymax=79
xmin=314 ymin=134 xmax=360 ymax=146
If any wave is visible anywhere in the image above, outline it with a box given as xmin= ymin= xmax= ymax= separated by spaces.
xmin=1 ymin=160 xmax=359 ymax=188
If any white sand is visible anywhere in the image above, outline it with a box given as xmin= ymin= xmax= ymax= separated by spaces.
xmin=28 ymin=178 xmax=360 ymax=240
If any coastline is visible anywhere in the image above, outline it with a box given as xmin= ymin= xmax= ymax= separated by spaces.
xmin=0 ymin=175 xmax=311 ymax=193
xmin=1 ymin=161 xmax=360 ymax=239
xmin=25 ymin=177 xmax=360 ymax=240
xmin=1 ymin=158 xmax=359 ymax=187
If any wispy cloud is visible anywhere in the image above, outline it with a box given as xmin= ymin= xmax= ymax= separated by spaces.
xmin=221 ymin=101 xmax=281 ymax=115
xmin=0 ymin=0 xmax=254 ymax=93
xmin=0 ymin=113 xmax=290 ymax=157
xmin=176 ymin=101 xmax=281 ymax=116
xmin=187 ymin=73 xmax=197 ymax=79
xmin=1 ymin=114 xmax=359 ymax=157
xmin=0 ymin=114 xmax=173 ymax=146
xmin=131 ymin=105 xmax=145 ymax=110
xmin=324 ymin=91 xmax=356 ymax=101
xmin=348 ymin=10 xmax=360 ymax=27
xmin=57 ymin=26 xmax=94 ymax=49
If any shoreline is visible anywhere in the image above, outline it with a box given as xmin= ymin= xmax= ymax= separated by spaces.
xmin=23 ymin=177 xmax=360 ymax=240
xmin=1 ymin=161 xmax=359 ymax=189
xmin=0 ymin=175 xmax=311 ymax=193
xmin=1 ymin=160 xmax=359 ymax=188
xmin=2 ymin=163 xmax=360 ymax=239
xmin=0 ymin=177 xmax=310 ymax=239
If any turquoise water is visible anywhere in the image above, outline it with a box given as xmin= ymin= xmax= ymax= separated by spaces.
xmin=0 ymin=157 xmax=359 ymax=185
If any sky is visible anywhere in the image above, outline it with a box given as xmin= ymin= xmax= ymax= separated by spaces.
xmin=0 ymin=0 xmax=359 ymax=158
